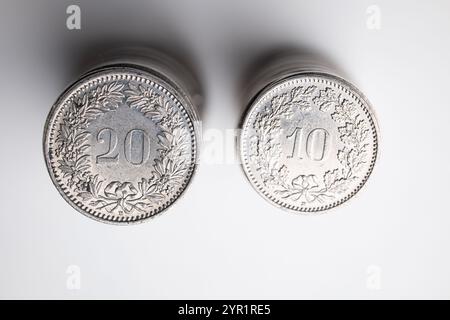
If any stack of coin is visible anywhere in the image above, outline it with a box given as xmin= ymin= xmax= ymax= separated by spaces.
xmin=44 ymin=49 xmax=201 ymax=224
xmin=239 ymin=52 xmax=379 ymax=213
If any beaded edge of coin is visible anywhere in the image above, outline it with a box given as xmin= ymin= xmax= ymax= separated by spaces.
xmin=43 ymin=66 xmax=199 ymax=224
xmin=239 ymin=73 xmax=379 ymax=214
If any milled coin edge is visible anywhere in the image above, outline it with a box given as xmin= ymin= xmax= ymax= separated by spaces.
xmin=43 ymin=66 xmax=200 ymax=225
xmin=238 ymin=72 xmax=379 ymax=214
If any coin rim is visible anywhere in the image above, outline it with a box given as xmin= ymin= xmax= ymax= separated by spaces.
xmin=238 ymin=72 xmax=379 ymax=214
xmin=43 ymin=65 xmax=199 ymax=225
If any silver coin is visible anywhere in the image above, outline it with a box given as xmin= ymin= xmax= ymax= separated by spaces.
xmin=239 ymin=73 xmax=378 ymax=213
xmin=44 ymin=65 xmax=199 ymax=224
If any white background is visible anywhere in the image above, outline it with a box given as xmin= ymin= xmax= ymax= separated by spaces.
xmin=1 ymin=0 xmax=449 ymax=299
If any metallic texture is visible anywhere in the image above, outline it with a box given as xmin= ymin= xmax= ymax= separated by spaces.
xmin=44 ymin=54 xmax=200 ymax=224
xmin=239 ymin=55 xmax=378 ymax=213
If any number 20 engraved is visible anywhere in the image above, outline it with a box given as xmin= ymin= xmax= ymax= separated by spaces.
xmin=286 ymin=127 xmax=330 ymax=161
xmin=96 ymin=128 xmax=150 ymax=165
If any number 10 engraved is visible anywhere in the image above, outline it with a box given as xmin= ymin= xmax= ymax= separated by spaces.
xmin=286 ymin=127 xmax=330 ymax=161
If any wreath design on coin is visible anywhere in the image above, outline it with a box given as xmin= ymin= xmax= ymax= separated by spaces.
xmin=249 ymin=85 xmax=370 ymax=204
xmin=54 ymin=81 xmax=191 ymax=215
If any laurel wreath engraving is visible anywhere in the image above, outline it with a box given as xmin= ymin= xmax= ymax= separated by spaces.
xmin=249 ymin=85 xmax=370 ymax=204
xmin=54 ymin=81 xmax=190 ymax=215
